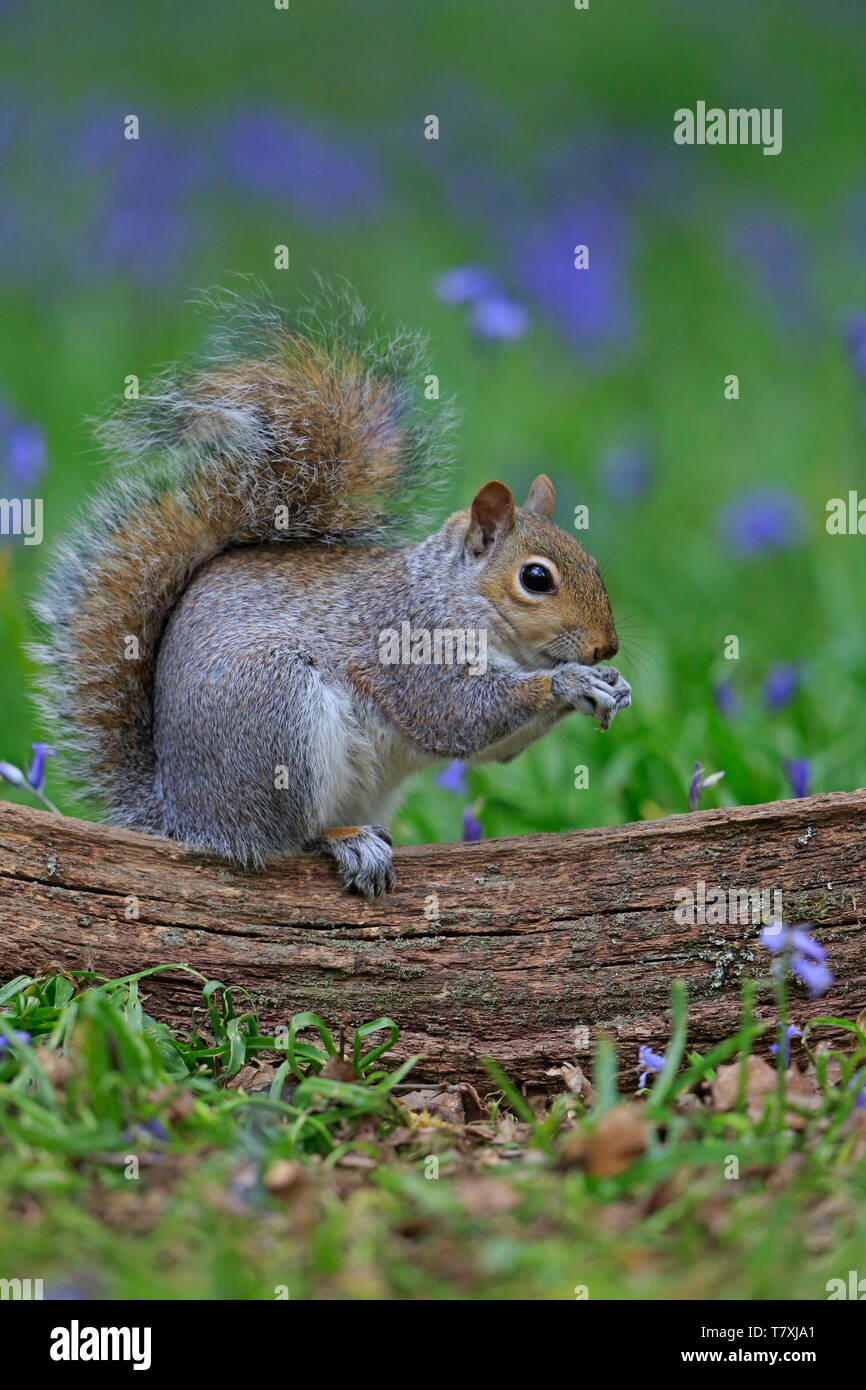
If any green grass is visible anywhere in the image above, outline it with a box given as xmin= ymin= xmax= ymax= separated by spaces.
xmin=0 ymin=966 xmax=864 ymax=1300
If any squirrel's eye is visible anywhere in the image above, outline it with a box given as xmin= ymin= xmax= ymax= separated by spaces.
xmin=519 ymin=562 xmax=554 ymax=595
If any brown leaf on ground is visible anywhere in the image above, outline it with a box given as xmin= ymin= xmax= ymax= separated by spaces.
xmin=560 ymin=1103 xmax=647 ymax=1176
xmin=321 ymin=1056 xmax=359 ymax=1082
xmin=711 ymin=1054 xmax=776 ymax=1119
xmin=545 ymin=1062 xmax=595 ymax=1106
xmin=264 ymin=1159 xmax=307 ymax=1198
xmin=399 ymin=1088 xmax=465 ymax=1126
xmin=453 ymin=1176 xmax=521 ymax=1218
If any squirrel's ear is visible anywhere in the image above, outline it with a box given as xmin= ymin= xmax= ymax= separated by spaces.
xmin=524 ymin=473 xmax=556 ymax=519
xmin=465 ymin=481 xmax=516 ymax=559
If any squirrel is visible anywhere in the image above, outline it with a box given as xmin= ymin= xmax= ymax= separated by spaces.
xmin=30 ymin=285 xmax=631 ymax=899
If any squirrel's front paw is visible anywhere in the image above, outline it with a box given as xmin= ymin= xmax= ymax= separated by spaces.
xmin=306 ymin=825 xmax=396 ymax=900
xmin=551 ymin=663 xmax=632 ymax=731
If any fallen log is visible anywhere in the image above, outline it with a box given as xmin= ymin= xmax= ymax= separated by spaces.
xmin=0 ymin=792 xmax=864 ymax=1090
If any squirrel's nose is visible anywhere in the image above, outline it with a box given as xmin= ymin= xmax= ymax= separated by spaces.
xmin=593 ymin=634 xmax=618 ymax=663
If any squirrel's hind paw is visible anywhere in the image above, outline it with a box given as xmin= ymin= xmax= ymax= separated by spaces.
xmin=305 ymin=825 xmax=396 ymax=900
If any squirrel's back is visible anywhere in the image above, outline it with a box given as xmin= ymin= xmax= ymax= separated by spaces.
xmin=30 ymin=284 xmax=454 ymax=831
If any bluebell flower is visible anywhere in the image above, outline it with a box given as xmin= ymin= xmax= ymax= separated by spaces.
xmin=688 ymin=761 xmax=725 ymax=812
xmin=507 ymin=199 xmax=634 ymax=360
xmin=728 ymin=210 xmax=814 ymax=331
xmin=462 ymin=808 xmax=483 ymax=842
xmin=0 ymin=761 xmax=27 ymax=790
xmin=597 ymin=446 xmax=652 ymax=500
xmin=7 ymin=421 xmax=47 ymax=487
xmin=637 ymin=1044 xmax=665 ymax=1089
xmin=842 ymin=313 xmax=866 ymax=380
xmin=434 ymin=265 xmax=499 ymax=305
xmin=220 ymin=108 xmax=385 ymax=223
xmin=0 ymin=1029 xmax=30 ymax=1053
xmin=469 ymin=295 xmax=529 ymax=342
xmin=784 ymin=758 xmax=810 ymax=799
xmin=27 ymin=742 xmax=55 ymax=793
xmin=713 ymin=677 xmax=740 ymax=718
xmin=763 ymin=662 xmax=800 ymax=710
xmin=759 ymin=921 xmax=833 ymax=998
xmin=438 ymin=760 xmax=468 ymax=796
xmin=0 ymin=743 xmax=60 ymax=813
xmin=718 ymin=488 xmax=807 ymax=560
xmin=769 ymin=1023 xmax=802 ymax=1066
xmin=792 ymin=956 xmax=833 ymax=998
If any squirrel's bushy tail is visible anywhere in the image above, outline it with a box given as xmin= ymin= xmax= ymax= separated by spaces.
xmin=30 ymin=282 xmax=455 ymax=831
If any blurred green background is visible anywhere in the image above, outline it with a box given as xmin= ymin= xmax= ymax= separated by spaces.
xmin=1 ymin=0 xmax=865 ymax=847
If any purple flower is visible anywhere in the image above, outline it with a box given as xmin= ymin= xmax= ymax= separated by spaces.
xmin=438 ymin=760 xmax=468 ymax=796
xmin=759 ymin=922 xmax=833 ymax=998
xmin=7 ymin=422 xmax=47 ymax=487
xmin=637 ymin=1044 xmax=665 ymax=1089
xmin=0 ymin=761 xmax=27 ymax=790
xmin=718 ymin=489 xmax=807 ymax=560
xmin=759 ymin=923 xmax=826 ymax=960
xmin=26 ymin=742 xmax=55 ymax=793
xmin=462 ymin=809 xmax=483 ymax=842
xmin=843 ymin=313 xmax=866 ymax=380
xmin=850 ymin=1072 xmax=866 ymax=1111
xmin=219 ymin=108 xmax=385 ymax=223
xmin=434 ymin=265 xmax=499 ymax=305
xmin=784 ymin=758 xmax=810 ymax=799
xmin=713 ymin=677 xmax=740 ymax=718
xmin=469 ymin=295 xmax=529 ymax=342
xmin=792 ymin=955 xmax=833 ymax=998
xmin=728 ymin=210 xmax=814 ymax=331
xmin=688 ymin=761 xmax=725 ymax=812
xmin=0 ymin=1029 xmax=30 ymax=1053
xmin=769 ymin=1023 xmax=802 ymax=1066
xmin=506 ymin=199 xmax=634 ymax=360
xmin=597 ymin=446 xmax=652 ymax=500
xmin=763 ymin=662 xmax=800 ymax=711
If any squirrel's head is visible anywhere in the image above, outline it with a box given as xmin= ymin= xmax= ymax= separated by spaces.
xmin=458 ymin=476 xmax=619 ymax=669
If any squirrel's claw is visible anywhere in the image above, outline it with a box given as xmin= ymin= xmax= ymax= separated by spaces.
xmin=551 ymin=663 xmax=632 ymax=731
xmin=306 ymin=825 xmax=396 ymax=900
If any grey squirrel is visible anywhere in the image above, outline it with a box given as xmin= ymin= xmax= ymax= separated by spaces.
xmin=31 ymin=286 xmax=631 ymax=898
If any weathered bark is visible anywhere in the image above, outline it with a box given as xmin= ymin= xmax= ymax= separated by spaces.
xmin=0 ymin=793 xmax=864 ymax=1090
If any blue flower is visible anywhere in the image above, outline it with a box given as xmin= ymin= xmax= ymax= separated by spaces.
xmin=784 ymin=758 xmax=810 ymax=799
xmin=507 ymin=199 xmax=634 ymax=360
xmin=462 ymin=808 xmax=483 ymax=842
xmin=438 ymin=760 xmax=468 ymax=796
xmin=713 ymin=677 xmax=740 ymax=718
xmin=763 ymin=662 xmax=800 ymax=711
xmin=597 ymin=446 xmax=652 ymax=500
xmin=0 ymin=1029 xmax=30 ymax=1053
xmin=469 ymin=295 xmax=529 ymax=342
xmin=843 ymin=313 xmax=866 ymax=380
xmin=759 ymin=922 xmax=833 ymax=998
xmin=27 ymin=742 xmax=55 ymax=793
xmin=688 ymin=761 xmax=725 ymax=812
xmin=219 ymin=108 xmax=385 ymax=223
xmin=637 ymin=1044 xmax=665 ymax=1089
xmin=434 ymin=265 xmax=499 ymax=305
xmin=769 ymin=1023 xmax=802 ymax=1066
xmin=718 ymin=489 xmax=807 ymax=560
xmin=7 ymin=421 xmax=47 ymax=487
